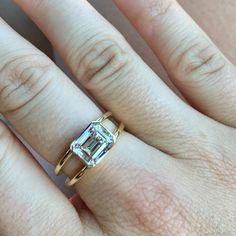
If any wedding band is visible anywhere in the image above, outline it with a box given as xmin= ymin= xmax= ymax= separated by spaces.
xmin=55 ymin=112 xmax=124 ymax=186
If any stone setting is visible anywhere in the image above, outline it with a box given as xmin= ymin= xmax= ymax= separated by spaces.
xmin=70 ymin=121 xmax=115 ymax=168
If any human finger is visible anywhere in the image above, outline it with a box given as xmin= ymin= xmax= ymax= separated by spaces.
xmin=14 ymin=0 xmax=221 ymax=156
xmin=0 ymin=17 xmax=172 ymax=234
xmin=112 ymin=0 xmax=236 ymax=127
xmin=0 ymin=121 xmax=82 ymax=236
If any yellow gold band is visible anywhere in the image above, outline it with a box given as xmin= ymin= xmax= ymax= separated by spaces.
xmin=54 ymin=112 xmax=124 ymax=187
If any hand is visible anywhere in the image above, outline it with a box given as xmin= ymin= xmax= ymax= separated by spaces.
xmin=0 ymin=0 xmax=236 ymax=235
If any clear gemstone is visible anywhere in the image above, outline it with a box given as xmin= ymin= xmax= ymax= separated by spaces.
xmin=70 ymin=122 xmax=114 ymax=168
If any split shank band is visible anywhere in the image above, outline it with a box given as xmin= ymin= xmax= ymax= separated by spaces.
xmin=55 ymin=112 xmax=124 ymax=187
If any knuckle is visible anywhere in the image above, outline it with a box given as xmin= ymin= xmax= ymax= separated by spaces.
xmin=170 ymin=39 xmax=227 ymax=83
xmin=73 ymin=38 xmax=131 ymax=91
xmin=0 ymin=53 xmax=53 ymax=114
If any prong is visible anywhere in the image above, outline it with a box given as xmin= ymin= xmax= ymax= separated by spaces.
xmin=90 ymin=127 xmax=95 ymax=133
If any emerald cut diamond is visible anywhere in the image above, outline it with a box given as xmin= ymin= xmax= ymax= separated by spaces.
xmin=70 ymin=122 xmax=115 ymax=168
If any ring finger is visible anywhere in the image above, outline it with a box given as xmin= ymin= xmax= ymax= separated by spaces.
xmin=14 ymin=0 xmax=223 ymax=157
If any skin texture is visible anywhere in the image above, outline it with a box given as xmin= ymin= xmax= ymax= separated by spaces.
xmin=0 ymin=0 xmax=236 ymax=236
xmin=1 ymin=0 xmax=236 ymax=87
xmin=178 ymin=0 xmax=236 ymax=64
xmin=89 ymin=0 xmax=236 ymax=80
xmin=2 ymin=0 xmax=236 ymax=192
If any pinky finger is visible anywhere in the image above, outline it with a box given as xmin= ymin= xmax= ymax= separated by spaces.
xmin=0 ymin=121 xmax=82 ymax=236
xmin=113 ymin=0 xmax=236 ymax=127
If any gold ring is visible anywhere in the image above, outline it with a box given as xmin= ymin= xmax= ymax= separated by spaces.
xmin=55 ymin=112 xmax=124 ymax=187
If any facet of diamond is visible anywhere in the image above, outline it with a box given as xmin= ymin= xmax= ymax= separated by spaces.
xmin=70 ymin=122 xmax=114 ymax=168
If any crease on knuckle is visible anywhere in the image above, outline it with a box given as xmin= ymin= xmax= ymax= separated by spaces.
xmin=0 ymin=53 xmax=53 ymax=115
xmin=169 ymin=38 xmax=227 ymax=83
xmin=73 ymin=38 xmax=131 ymax=91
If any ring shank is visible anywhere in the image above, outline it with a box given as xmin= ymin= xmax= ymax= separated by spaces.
xmin=66 ymin=166 xmax=87 ymax=186
xmin=54 ymin=149 xmax=73 ymax=176
xmin=54 ymin=112 xmax=124 ymax=187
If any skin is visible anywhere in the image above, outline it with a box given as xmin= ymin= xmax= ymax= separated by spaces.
xmin=0 ymin=0 xmax=236 ymax=235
